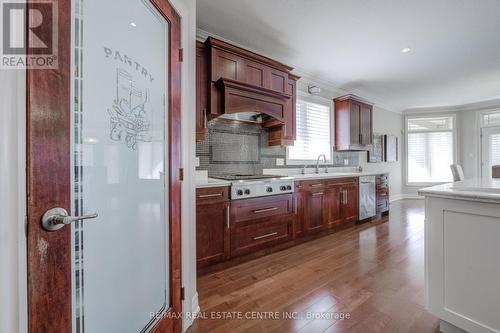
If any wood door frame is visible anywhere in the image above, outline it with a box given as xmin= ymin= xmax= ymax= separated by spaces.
xmin=26 ymin=0 xmax=182 ymax=332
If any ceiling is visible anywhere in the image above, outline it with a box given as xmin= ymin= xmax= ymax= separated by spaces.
xmin=196 ymin=0 xmax=500 ymax=112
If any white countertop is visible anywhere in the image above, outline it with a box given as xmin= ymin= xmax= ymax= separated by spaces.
xmin=289 ymin=171 xmax=386 ymax=181
xmin=195 ymin=171 xmax=388 ymax=188
xmin=419 ymin=178 xmax=500 ymax=203
xmin=195 ymin=177 xmax=231 ymax=188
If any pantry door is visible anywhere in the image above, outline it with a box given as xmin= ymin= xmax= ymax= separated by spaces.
xmin=26 ymin=0 xmax=182 ymax=332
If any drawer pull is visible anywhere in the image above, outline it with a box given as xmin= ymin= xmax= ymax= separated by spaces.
xmin=252 ymin=207 xmax=278 ymax=214
xmin=198 ymin=193 xmax=222 ymax=198
xmin=309 ymin=184 xmax=323 ymax=187
xmin=312 ymin=192 xmax=324 ymax=196
xmin=253 ymin=232 xmax=278 ymax=240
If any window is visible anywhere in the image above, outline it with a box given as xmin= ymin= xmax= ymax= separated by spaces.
xmin=287 ymin=99 xmax=331 ymax=163
xmin=406 ymin=115 xmax=455 ymax=184
xmin=482 ymin=110 xmax=500 ymax=127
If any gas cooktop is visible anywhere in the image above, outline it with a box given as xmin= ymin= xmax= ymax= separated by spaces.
xmin=211 ymin=174 xmax=294 ymax=199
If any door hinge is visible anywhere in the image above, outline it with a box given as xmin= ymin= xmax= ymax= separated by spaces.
xmin=181 ymin=287 xmax=185 ymax=301
xmin=179 ymin=48 xmax=183 ymax=62
xmin=179 ymin=168 xmax=184 ymax=181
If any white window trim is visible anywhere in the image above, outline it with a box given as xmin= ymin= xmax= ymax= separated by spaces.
xmin=286 ymin=93 xmax=333 ymax=165
xmin=478 ymin=109 xmax=500 ymax=177
xmin=404 ymin=113 xmax=458 ymax=187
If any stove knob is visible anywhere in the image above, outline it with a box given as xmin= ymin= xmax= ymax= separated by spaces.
xmin=236 ymin=189 xmax=243 ymax=196
xmin=286 ymin=185 xmax=292 ymax=190
xmin=266 ymin=187 xmax=273 ymax=192
xmin=280 ymin=185 xmax=286 ymax=191
xmin=244 ymin=189 xmax=251 ymax=195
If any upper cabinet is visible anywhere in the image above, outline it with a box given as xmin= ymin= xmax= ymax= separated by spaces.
xmin=195 ymin=36 xmax=299 ymax=145
xmin=334 ymin=95 xmax=373 ymax=150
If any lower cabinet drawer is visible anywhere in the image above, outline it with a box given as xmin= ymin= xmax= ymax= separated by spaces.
xmin=231 ymin=194 xmax=292 ymax=223
xmin=231 ymin=219 xmax=291 ymax=257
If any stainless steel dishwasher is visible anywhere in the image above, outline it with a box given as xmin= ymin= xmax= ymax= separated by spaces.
xmin=359 ymin=176 xmax=376 ymax=220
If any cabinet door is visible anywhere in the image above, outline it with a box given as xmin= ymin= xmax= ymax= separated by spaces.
xmin=325 ymin=185 xmax=343 ymax=228
xmin=304 ymin=190 xmax=326 ymax=234
xmin=210 ymin=48 xmax=246 ymax=82
xmin=350 ymin=101 xmax=361 ymax=145
xmin=196 ymin=201 xmax=230 ymax=267
xmin=244 ymin=60 xmax=267 ymax=88
xmin=360 ymin=103 xmax=373 ymax=145
xmin=342 ymin=183 xmax=359 ymax=224
xmin=293 ymin=191 xmax=305 ymax=238
xmin=196 ymin=42 xmax=208 ymax=141
xmin=267 ymin=68 xmax=288 ymax=94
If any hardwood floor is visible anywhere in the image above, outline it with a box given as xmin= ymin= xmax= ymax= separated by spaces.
xmin=188 ymin=200 xmax=439 ymax=333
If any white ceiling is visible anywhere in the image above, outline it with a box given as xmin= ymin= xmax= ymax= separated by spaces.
xmin=196 ymin=0 xmax=500 ymax=112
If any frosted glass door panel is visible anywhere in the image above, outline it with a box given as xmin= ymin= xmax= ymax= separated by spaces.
xmin=72 ymin=0 xmax=169 ymax=332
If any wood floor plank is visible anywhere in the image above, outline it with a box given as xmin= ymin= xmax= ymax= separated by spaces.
xmin=188 ymin=200 xmax=439 ymax=333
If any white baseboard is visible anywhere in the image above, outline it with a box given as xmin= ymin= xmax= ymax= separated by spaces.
xmin=182 ymin=292 xmax=199 ymax=332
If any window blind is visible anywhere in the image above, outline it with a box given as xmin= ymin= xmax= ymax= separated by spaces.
xmin=288 ymin=100 xmax=331 ymax=161
xmin=490 ymin=134 xmax=500 ymax=166
xmin=482 ymin=111 xmax=500 ymax=126
xmin=407 ymin=116 xmax=454 ymax=183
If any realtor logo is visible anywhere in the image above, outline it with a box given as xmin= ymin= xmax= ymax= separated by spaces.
xmin=1 ymin=0 xmax=58 ymax=69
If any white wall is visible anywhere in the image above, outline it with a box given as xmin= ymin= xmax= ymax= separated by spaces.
xmin=360 ymin=107 xmax=404 ymax=201
xmin=0 ymin=70 xmax=27 ymax=333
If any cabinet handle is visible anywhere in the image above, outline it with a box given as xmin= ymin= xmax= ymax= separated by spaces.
xmin=310 ymin=184 xmax=323 ymax=188
xmin=226 ymin=204 xmax=230 ymax=229
xmin=252 ymin=207 xmax=278 ymax=214
xmin=253 ymin=232 xmax=278 ymax=241
xmin=312 ymin=192 xmax=324 ymax=196
xmin=198 ymin=193 xmax=222 ymax=198
xmin=293 ymin=197 xmax=298 ymax=214
xmin=359 ymin=133 xmax=362 ymax=143
xmin=203 ymin=108 xmax=207 ymax=129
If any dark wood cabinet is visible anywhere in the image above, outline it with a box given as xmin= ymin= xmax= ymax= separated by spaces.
xmin=297 ymin=178 xmax=359 ymax=236
xmin=334 ymin=95 xmax=373 ymax=150
xmin=304 ymin=189 xmax=327 ymax=234
xmin=342 ymin=181 xmax=359 ymax=225
xmin=230 ymin=194 xmax=293 ymax=257
xmin=197 ymin=176 xmax=389 ymax=273
xmin=196 ymin=41 xmax=208 ymax=141
xmin=196 ymin=187 xmax=230 ymax=268
xmin=325 ymin=184 xmax=343 ymax=228
xmin=197 ymin=36 xmax=299 ymax=146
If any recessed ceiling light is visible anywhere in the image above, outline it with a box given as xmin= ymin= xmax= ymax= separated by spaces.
xmin=401 ymin=47 xmax=411 ymax=53
xmin=130 ymin=22 xmax=137 ymax=27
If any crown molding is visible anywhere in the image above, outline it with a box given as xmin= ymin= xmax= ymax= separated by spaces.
xmin=196 ymin=28 xmax=402 ymax=114
xmin=403 ymin=97 xmax=500 ymax=114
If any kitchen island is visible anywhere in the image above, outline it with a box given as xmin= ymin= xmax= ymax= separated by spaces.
xmin=419 ymin=179 xmax=500 ymax=333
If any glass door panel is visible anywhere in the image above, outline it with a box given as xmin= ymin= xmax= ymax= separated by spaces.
xmin=72 ymin=0 xmax=169 ymax=332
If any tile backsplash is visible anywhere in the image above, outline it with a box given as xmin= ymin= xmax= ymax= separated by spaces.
xmin=196 ymin=118 xmax=359 ymax=176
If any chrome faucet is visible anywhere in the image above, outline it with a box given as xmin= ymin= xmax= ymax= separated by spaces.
xmin=315 ymin=154 xmax=328 ymax=174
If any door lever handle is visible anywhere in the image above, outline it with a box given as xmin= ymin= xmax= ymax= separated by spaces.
xmin=42 ymin=207 xmax=98 ymax=231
